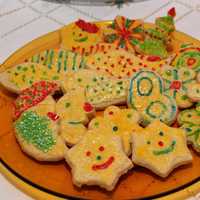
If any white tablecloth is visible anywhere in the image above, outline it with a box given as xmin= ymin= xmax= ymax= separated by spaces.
xmin=0 ymin=0 xmax=200 ymax=199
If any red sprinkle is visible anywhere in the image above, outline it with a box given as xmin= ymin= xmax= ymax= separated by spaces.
xmin=147 ymin=55 xmax=161 ymax=62
xmin=99 ymin=146 xmax=105 ymax=151
xmin=170 ymin=80 xmax=182 ymax=90
xmin=83 ymin=102 xmax=94 ymax=112
xmin=75 ymin=19 xmax=99 ymax=33
xmin=47 ymin=112 xmax=59 ymax=121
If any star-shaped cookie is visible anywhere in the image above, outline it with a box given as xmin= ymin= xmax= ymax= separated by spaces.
xmin=132 ymin=120 xmax=192 ymax=178
xmin=65 ymin=130 xmax=133 ymax=191
xmin=89 ymin=106 xmax=142 ymax=155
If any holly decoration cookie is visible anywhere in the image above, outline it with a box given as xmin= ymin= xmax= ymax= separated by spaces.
xmin=132 ymin=120 xmax=192 ymax=178
xmin=89 ymin=106 xmax=142 ymax=155
xmin=13 ymin=81 xmax=59 ymax=119
xmin=61 ymin=19 xmax=103 ymax=55
xmin=86 ymin=43 xmax=173 ymax=79
xmin=56 ymin=87 xmax=95 ymax=146
xmin=178 ymin=106 xmax=200 ymax=153
xmin=173 ymin=45 xmax=200 ymax=72
xmin=14 ymin=95 xmax=66 ymax=161
xmin=159 ymin=66 xmax=196 ymax=108
xmin=128 ymin=70 xmax=177 ymax=126
xmin=103 ymin=15 xmax=144 ymax=52
xmin=65 ymin=130 xmax=133 ymax=191
xmin=62 ymin=69 xmax=129 ymax=109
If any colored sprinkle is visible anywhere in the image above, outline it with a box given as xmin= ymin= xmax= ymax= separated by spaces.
xmin=99 ymin=146 xmax=105 ymax=151
xmin=96 ymin=155 xmax=102 ymax=160
xmin=15 ymin=111 xmax=56 ymax=152
xmin=65 ymin=102 xmax=71 ymax=108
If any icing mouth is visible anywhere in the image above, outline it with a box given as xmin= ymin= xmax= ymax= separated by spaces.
xmin=74 ymin=36 xmax=88 ymax=42
xmin=153 ymin=140 xmax=176 ymax=155
xmin=92 ymin=156 xmax=114 ymax=170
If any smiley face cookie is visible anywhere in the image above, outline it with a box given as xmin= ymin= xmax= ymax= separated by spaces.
xmin=159 ymin=66 xmax=196 ymax=108
xmin=62 ymin=69 xmax=129 ymax=109
xmin=173 ymin=46 xmax=200 ymax=72
xmin=56 ymin=87 xmax=95 ymax=146
xmin=61 ymin=19 xmax=103 ymax=55
xmin=178 ymin=106 xmax=200 ymax=153
xmin=65 ymin=130 xmax=133 ymax=191
xmin=128 ymin=70 xmax=177 ymax=126
xmin=13 ymin=81 xmax=59 ymax=119
xmin=89 ymin=106 xmax=142 ymax=155
xmin=14 ymin=96 xmax=66 ymax=161
xmin=86 ymin=43 xmax=173 ymax=79
xmin=132 ymin=120 xmax=192 ymax=178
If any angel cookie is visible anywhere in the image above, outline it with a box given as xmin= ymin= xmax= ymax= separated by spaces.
xmin=13 ymin=81 xmax=59 ymax=119
xmin=86 ymin=43 xmax=173 ymax=79
xmin=159 ymin=66 xmax=196 ymax=108
xmin=14 ymin=95 xmax=66 ymax=162
xmin=128 ymin=70 xmax=177 ymax=126
xmin=89 ymin=106 xmax=142 ymax=155
xmin=62 ymin=69 xmax=129 ymax=109
xmin=132 ymin=120 xmax=192 ymax=178
xmin=61 ymin=19 xmax=104 ymax=55
xmin=173 ymin=45 xmax=200 ymax=72
xmin=178 ymin=106 xmax=200 ymax=153
xmin=56 ymin=87 xmax=95 ymax=146
xmin=65 ymin=130 xmax=133 ymax=191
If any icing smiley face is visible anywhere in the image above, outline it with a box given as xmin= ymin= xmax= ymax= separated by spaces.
xmin=132 ymin=120 xmax=192 ymax=178
xmin=65 ymin=131 xmax=133 ymax=191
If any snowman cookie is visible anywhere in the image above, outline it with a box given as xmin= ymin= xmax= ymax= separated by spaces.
xmin=178 ymin=106 xmax=200 ymax=153
xmin=65 ymin=130 xmax=133 ymax=191
xmin=14 ymin=96 xmax=66 ymax=161
xmin=62 ymin=69 xmax=129 ymax=109
xmin=159 ymin=66 xmax=196 ymax=108
xmin=56 ymin=87 xmax=95 ymax=146
xmin=89 ymin=106 xmax=142 ymax=155
xmin=128 ymin=70 xmax=177 ymax=126
xmin=132 ymin=120 xmax=192 ymax=178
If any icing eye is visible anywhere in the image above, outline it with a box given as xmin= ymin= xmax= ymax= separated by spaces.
xmin=65 ymin=102 xmax=70 ymax=108
xmin=187 ymin=114 xmax=192 ymax=118
xmin=99 ymin=146 xmax=105 ymax=151
xmin=112 ymin=126 xmax=118 ymax=132
xmin=77 ymin=78 xmax=82 ymax=82
xmin=94 ymin=121 xmax=99 ymax=127
xmin=86 ymin=151 xmax=91 ymax=156
xmin=147 ymin=141 xmax=151 ymax=145
xmin=79 ymin=33 xmax=82 ymax=37
xmin=159 ymin=131 xmax=164 ymax=136
xmin=109 ymin=111 xmax=114 ymax=115
xmin=127 ymin=113 xmax=132 ymax=118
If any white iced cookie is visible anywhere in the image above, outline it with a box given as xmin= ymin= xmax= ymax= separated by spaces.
xmin=65 ymin=130 xmax=133 ymax=191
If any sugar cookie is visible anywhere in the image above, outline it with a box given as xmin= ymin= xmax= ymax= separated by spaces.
xmin=132 ymin=120 xmax=192 ymax=178
xmin=89 ymin=106 xmax=142 ymax=155
xmin=128 ymin=70 xmax=177 ymax=126
xmin=186 ymin=83 xmax=200 ymax=102
xmin=65 ymin=130 xmax=133 ymax=191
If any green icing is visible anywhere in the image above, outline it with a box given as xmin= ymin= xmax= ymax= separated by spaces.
xmin=153 ymin=140 xmax=176 ymax=155
xmin=15 ymin=111 xmax=56 ymax=152
xmin=147 ymin=28 xmax=166 ymax=40
xmin=155 ymin=16 xmax=174 ymax=33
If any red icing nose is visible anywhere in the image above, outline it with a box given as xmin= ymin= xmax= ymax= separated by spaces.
xmin=83 ymin=102 xmax=94 ymax=112
xmin=170 ymin=80 xmax=182 ymax=90
xmin=187 ymin=58 xmax=196 ymax=66
xmin=158 ymin=141 xmax=164 ymax=147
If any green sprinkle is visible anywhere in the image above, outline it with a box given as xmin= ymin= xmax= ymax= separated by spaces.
xmin=96 ymin=155 xmax=101 ymax=160
xmin=65 ymin=102 xmax=71 ymax=108
xmin=15 ymin=111 xmax=56 ymax=152
xmin=52 ymin=76 xmax=59 ymax=80
xmin=93 ymin=77 xmax=97 ymax=82
xmin=17 ymin=65 xmax=22 ymax=70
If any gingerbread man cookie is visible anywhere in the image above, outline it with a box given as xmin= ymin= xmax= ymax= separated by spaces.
xmin=65 ymin=130 xmax=133 ymax=191
xmin=89 ymin=106 xmax=142 ymax=155
xmin=178 ymin=106 xmax=200 ymax=153
xmin=159 ymin=66 xmax=196 ymax=108
xmin=86 ymin=43 xmax=173 ymax=79
xmin=62 ymin=69 xmax=129 ymax=109
xmin=128 ymin=70 xmax=177 ymax=126
xmin=132 ymin=120 xmax=192 ymax=178
xmin=56 ymin=87 xmax=95 ymax=146
xmin=14 ymin=95 xmax=66 ymax=162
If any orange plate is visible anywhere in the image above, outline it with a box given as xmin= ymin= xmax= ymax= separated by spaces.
xmin=0 ymin=22 xmax=200 ymax=200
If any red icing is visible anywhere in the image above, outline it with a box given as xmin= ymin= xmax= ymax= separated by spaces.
xmin=47 ymin=112 xmax=59 ymax=121
xmin=170 ymin=80 xmax=182 ymax=90
xmin=168 ymin=7 xmax=176 ymax=18
xmin=14 ymin=81 xmax=58 ymax=119
xmin=75 ymin=19 xmax=99 ymax=33
xmin=158 ymin=141 xmax=164 ymax=147
xmin=187 ymin=58 xmax=196 ymax=66
xmin=92 ymin=156 xmax=114 ymax=171
xmin=83 ymin=102 xmax=94 ymax=112
xmin=109 ymin=111 xmax=113 ymax=115
xmin=147 ymin=55 xmax=161 ymax=62
xmin=99 ymin=146 xmax=105 ymax=151
xmin=86 ymin=151 xmax=91 ymax=156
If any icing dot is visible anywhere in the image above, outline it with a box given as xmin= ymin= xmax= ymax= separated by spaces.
xmin=65 ymin=102 xmax=71 ymax=108
xmin=127 ymin=113 xmax=132 ymax=118
xmin=77 ymin=78 xmax=82 ymax=82
xmin=109 ymin=111 xmax=113 ymax=115
xmin=159 ymin=131 xmax=164 ymax=136
xmin=113 ymin=126 xmax=118 ymax=132
xmin=86 ymin=151 xmax=91 ymax=156
xmin=94 ymin=121 xmax=99 ymax=127
xmin=99 ymin=146 xmax=105 ymax=151
xmin=96 ymin=155 xmax=102 ymax=160
xmin=147 ymin=141 xmax=151 ymax=145
xmin=83 ymin=102 xmax=94 ymax=112
xmin=158 ymin=141 xmax=164 ymax=147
